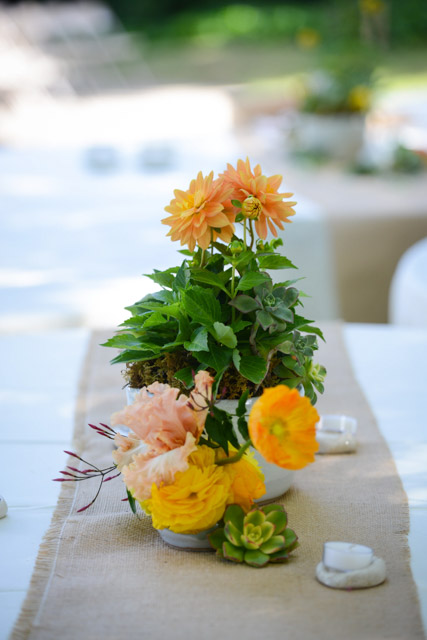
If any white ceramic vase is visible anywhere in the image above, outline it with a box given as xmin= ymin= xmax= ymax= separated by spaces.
xmin=216 ymin=398 xmax=295 ymax=502
xmin=158 ymin=526 xmax=215 ymax=550
xmin=291 ymin=112 xmax=365 ymax=162
xmin=124 ymin=390 xmax=295 ymax=502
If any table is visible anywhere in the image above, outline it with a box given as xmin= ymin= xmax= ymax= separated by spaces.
xmin=0 ymin=323 xmax=426 ymax=638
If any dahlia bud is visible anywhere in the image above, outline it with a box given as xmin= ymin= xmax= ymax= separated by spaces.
xmin=230 ymin=240 xmax=244 ymax=255
xmin=242 ymin=196 xmax=262 ymax=220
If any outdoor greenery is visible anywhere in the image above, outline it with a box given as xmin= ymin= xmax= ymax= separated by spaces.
xmin=105 ymin=0 xmax=427 ymax=48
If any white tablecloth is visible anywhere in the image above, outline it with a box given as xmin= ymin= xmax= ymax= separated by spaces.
xmin=0 ymin=323 xmax=426 ymax=638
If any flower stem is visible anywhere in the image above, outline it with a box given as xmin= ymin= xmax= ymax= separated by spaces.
xmin=216 ymin=439 xmax=252 ymax=466
xmin=231 ymin=263 xmax=236 ymax=323
xmin=249 ymin=219 xmax=255 ymax=249
xmin=243 ymin=219 xmax=247 ymax=249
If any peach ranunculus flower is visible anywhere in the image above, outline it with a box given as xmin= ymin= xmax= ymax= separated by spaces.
xmin=161 ymin=171 xmax=235 ymax=251
xmin=111 ymin=375 xmax=212 ymax=454
xmin=220 ymin=157 xmax=296 ymax=240
xmin=122 ymin=432 xmax=198 ymax=502
xmin=111 ymin=373 xmax=214 ymax=501
xmin=248 ymin=386 xmax=319 ymax=470
xmin=112 ymin=431 xmax=147 ymax=471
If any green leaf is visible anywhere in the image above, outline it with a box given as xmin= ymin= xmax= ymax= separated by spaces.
xmin=193 ymin=341 xmax=233 ymax=373
xmin=178 ymin=249 xmax=194 ymax=256
xmin=243 ymin=549 xmax=270 ymax=567
xmin=184 ymin=326 xmax=209 ymax=352
xmin=110 ymin=349 xmax=160 ymax=365
xmin=101 ymin=334 xmax=153 ymax=349
xmin=126 ymin=489 xmax=137 ymax=515
xmin=237 ymin=415 xmax=249 ymax=441
xmin=245 ymin=510 xmax=264 ymax=527
xmin=224 ymin=504 xmax=245 ymax=530
xmin=237 ymin=272 xmax=270 ymax=291
xmin=173 ymin=261 xmax=190 ymax=292
xmin=268 ymin=549 xmax=290 ymax=563
xmin=264 ymin=506 xmax=288 ymax=533
xmin=208 ymin=527 xmax=227 ymax=551
xmin=231 ymin=199 xmax=242 ymax=207
xmin=224 ymin=521 xmax=243 ymax=547
xmin=236 ymin=389 xmax=250 ymax=417
xmin=260 ymin=535 xmax=286 ymax=555
xmin=204 ymin=406 xmax=238 ymax=454
xmin=258 ymin=255 xmax=297 ymax=270
xmin=231 ymin=319 xmax=252 ymax=333
xmin=145 ymin=270 xmax=175 ymax=288
xmin=229 ymin=295 xmax=261 ymax=313
xmin=143 ymin=311 xmax=170 ymax=328
xmin=190 ymin=268 xmax=231 ymax=296
xmin=238 ymin=356 xmax=267 ymax=385
xmin=232 ymin=348 xmax=241 ymax=372
xmin=298 ymin=324 xmax=325 ymax=341
xmin=267 ymin=305 xmax=294 ymax=323
xmin=256 ymin=309 xmax=275 ymax=330
xmin=283 ymin=528 xmax=298 ymax=550
xmin=211 ymin=322 xmax=237 ymax=349
xmin=182 ymin=286 xmax=221 ymax=324
xmin=174 ymin=367 xmax=195 ymax=388
xmin=223 ymin=541 xmax=245 ymax=563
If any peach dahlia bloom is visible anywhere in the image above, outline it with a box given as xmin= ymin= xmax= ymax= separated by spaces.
xmin=220 ymin=157 xmax=296 ymax=239
xmin=161 ymin=171 xmax=235 ymax=251
xmin=248 ymin=386 xmax=319 ymax=470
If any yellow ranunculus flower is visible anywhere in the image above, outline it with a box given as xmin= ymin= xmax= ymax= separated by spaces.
xmin=217 ymin=448 xmax=265 ymax=512
xmin=141 ymin=446 xmax=232 ymax=534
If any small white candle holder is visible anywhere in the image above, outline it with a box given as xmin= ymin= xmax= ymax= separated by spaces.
xmin=0 ymin=495 xmax=8 ymax=519
xmin=316 ymin=415 xmax=357 ymax=454
xmin=316 ymin=542 xmax=386 ymax=589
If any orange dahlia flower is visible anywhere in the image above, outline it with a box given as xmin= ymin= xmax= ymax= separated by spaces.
xmin=248 ymin=386 xmax=319 ymax=470
xmin=220 ymin=157 xmax=296 ymax=239
xmin=161 ymin=171 xmax=235 ymax=251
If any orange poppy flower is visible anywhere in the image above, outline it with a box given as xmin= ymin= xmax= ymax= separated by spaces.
xmin=161 ymin=171 xmax=234 ymax=252
xmin=248 ymin=386 xmax=319 ymax=470
xmin=220 ymin=157 xmax=296 ymax=239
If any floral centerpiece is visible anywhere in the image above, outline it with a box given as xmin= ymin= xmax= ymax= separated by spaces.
xmin=56 ymin=159 xmax=326 ymax=566
xmin=292 ymin=56 xmax=375 ymax=162
xmin=103 ymin=157 xmax=326 ymax=404
xmin=56 ymin=371 xmax=319 ymax=567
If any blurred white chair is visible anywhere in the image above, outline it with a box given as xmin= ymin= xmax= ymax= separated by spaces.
xmin=389 ymin=237 xmax=427 ymax=326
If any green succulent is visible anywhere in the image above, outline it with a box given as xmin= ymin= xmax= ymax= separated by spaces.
xmin=208 ymin=504 xmax=299 ymax=568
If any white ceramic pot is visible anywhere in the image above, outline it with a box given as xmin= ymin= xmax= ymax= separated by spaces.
xmin=126 ymin=386 xmax=140 ymax=405
xmin=292 ymin=112 xmax=365 ymax=162
xmin=217 ymin=398 xmax=295 ymax=502
xmin=158 ymin=526 xmax=216 ymax=550
xmin=124 ymin=391 xmax=295 ymax=502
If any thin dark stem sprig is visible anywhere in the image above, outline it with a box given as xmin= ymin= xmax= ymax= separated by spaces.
xmin=53 ymin=424 xmax=121 ymax=513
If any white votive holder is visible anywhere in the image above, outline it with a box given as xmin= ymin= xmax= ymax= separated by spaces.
xmin=316 ymin=541 xmax=386 ymax=589
xmin=0 ymin=495 xmax=8 ymax=519
xmin=323 ymin=541 xmax=373 ymax=571
xmin=316 ymin=414 xmax=357 ymax=454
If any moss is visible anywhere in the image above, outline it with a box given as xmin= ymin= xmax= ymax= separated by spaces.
xmin=123 ymin=352 xmax=285 ymax=399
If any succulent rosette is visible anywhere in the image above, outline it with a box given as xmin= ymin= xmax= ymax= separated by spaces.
xmin=209 ymin=504 xmax=299 ymax=567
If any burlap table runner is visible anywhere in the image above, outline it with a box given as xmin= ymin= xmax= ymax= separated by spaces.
xmin=12 ymin=325 xmax=425 ymax=640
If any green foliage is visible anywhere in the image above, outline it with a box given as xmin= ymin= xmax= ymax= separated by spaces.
xmin=103 ymin=235 xmax=326 ymax=402
xmin=208 ymin=504 xmax=299 ymax=567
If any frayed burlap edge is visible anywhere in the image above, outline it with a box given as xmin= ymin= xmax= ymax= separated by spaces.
xmin=9 ymin=332 xmax=97 ymax=640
